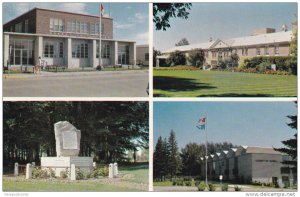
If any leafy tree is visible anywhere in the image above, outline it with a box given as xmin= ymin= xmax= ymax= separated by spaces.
xmin=288 ymin=27 xmax=297 ymax=74
xmin=167 ymin=50 xmax=186 ymax=66
xmin=167 ymin=130 xmax=181 ymax=178
xmin=180 ymin=143 xmax=203 ymax=176
xmin=153 ymin=3 xmax=192 ymax=31
xmin=274 ymin=102 xmax=297 ymax=170
xmin=188 ymin=49 xmax=206 ymax=68
xmin=175 ymin=38 xmax=190 ymax=46
xmin=229 ymin=52 xmax=239 ymax=67
xmin=153 ymin=48 xmax=161 ymax=67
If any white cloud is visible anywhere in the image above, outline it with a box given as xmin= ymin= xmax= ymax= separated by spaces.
xmin=114 ymin=21 xmax=135 ymax=30
xmin=57 ymin=3 xmax=88 ymax=14
xmin=128 ymin=12 xmax=147 ymax=24
xmin=133 ymin=32 xmax=149 ymax=45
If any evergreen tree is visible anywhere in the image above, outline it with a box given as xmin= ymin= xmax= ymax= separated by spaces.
xmin=274 ymin=103 xmax=297 ymax=170
xmin=167 ymin=130 xmax=181 ymax=178
xmin=153 ymin=136 xmax=168 ymax=181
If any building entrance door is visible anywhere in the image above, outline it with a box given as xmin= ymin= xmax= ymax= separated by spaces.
xmin=118 ymin=52 xmax=126 ymax=65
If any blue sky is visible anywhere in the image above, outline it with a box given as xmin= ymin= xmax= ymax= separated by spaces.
xmin=154 ymin=102 xmax=297 ymax=149
xmin=154 ymin=2 xmax=297 ymax=51
xmin=3 ymin=2 xmax=149 ymax=44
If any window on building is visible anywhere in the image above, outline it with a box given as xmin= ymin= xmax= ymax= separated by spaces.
xmin=50 ymin=18 xmax=64 ymax=32
xmin=15 ymin=22 xmax=22 ymax=32
xmin=245 ymin=48 xmax=248 ymax=56
xmin=275 ymin=46 xmax=279 ymax=55
xmin=91 ymin=23 xmax=104 ymax=35
xmin=44 ymin=42 xmax=55 ymax=58
xmin=59 ymin=42 xmax=63 ymax=58
xmin=145 ymin=53 xmax=149 ymax=61
xmin=256 ymin=47 xmax=261 ymax=55
xmin=24 ymin=20 xmax=29 ymax=33
xmin=265 ymin=46 xmax=269 ymax=55
xmin=76 ymin=21 xmax=80 ymax=33
xmin=96 ymin=43 xmax=110 ymax=58
xmin=72 ymin=43 xmax=88 ymax=58
xmin=9 ymin=39 xmax=34 ymax=65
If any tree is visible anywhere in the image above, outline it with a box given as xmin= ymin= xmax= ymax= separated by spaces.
xmin=153 ymin=136 xmax=169 ymax=181
xmin=274 ymin=102 xmax=297 ymax=170
xmin=175 ymin=38 xmax=190 ymax=46
xmin=167 ymin=50 xmax=186 ymax=66
xmin=180 ymin=143 xmax=204 ymax=176
xmin=3 ymin=102 xmax=149 ymax=166
xmin=153 ymin=48 xmax=161 ymax=67
xmin=153 ymin=3 xmax=192 ymax=31
xmin=288 ymin=26 xmax=297 ymax=75
xmin=229 ymin=52 xmax=239 ymax=66
xmin=167 ymin=130 xmax=181 ymax=178
xmin=188 ymin=49 xmax=206 ymax=68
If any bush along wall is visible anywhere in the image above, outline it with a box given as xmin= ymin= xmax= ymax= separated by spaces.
xmin=240 ymin=56 xmax=296 ymax=75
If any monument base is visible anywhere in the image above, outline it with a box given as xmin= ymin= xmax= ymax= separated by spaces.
xmin=41 ymin=157 xmax=93 ymax=177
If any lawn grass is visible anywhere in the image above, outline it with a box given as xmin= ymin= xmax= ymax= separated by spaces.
xmin=153 ymin=70 xmax=297 ymax=97
xmin=3 ymin=177 xmax=141 ymax=192
xmin=3 ymin=163 xmax=149 ymax=192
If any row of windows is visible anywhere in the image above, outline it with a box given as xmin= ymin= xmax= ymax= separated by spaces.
xmin=43 ymin=42 xmax=64 ymax=58
xmin=50 ymin=18 xmax=64 ymax=32
xmin=52 ymin=18 xmax=104 ymax=35
xmin=96 ymin=44 xmax=111 ymax=58
xmin=210 ymin=46 xmax=280 ymax=58
xmin=72 ymin=43 xmax=89 ymax=58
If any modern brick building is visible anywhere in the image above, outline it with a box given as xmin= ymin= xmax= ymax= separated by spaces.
xmin=156 ymin=25 xmax=295 ymax=68
xmin=200 ymin=146 xmax=297 ymax=187
xmin=136 ymin=44 xmax=149 ymax=66
xmin=3 ymin=8 xmax=136 ymax=68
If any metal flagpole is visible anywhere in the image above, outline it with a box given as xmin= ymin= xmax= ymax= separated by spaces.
xmin=205 ymin=116 xmax=208 ymax=188
xmin=99 ymin=3 xmax=102 ymax=70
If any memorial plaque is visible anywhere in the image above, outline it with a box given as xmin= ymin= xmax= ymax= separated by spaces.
xmin=63 ymin=130 xmax=78 ymax=149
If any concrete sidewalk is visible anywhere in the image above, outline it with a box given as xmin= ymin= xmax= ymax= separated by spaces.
xmin=3 ymin=70 xmax=148 ymax=79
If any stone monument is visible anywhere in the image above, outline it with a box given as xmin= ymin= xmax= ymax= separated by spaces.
xmin=41 ymin=121 xmax=93 ymax=177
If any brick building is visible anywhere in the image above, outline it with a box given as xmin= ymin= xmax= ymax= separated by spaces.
xmin=200 ymin=146 xmax=296 ymax=187
xmin=3 ymin=8 xmax=136 ymax=68
xmin=156 ymin=26 xmax=294 ymax=68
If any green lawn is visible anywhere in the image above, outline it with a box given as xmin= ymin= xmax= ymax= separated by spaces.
xmin=3 ymin=164 xmax=148 ymax=192
xmin=153 ymin=70 xmax=297 ymax=97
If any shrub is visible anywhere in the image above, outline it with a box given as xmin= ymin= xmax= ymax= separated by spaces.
xmin=32 ymin=167 xmax=48 ymax=178
xmin=188 ymin=49 xmax=206 ymax=67
xmin=172 ymin=179 xmax=177 ymax=186
xmin=167 ymin=51 xmax=186 ymax=66
xmin=76 ymin=170 xmax=85 ymax=180
xmin=256 ymin=61 xmax=271 ymax=73
xmin=49 ymin=168 xmax=55 ymax=178
xmin=234 ymin=185 xmax=242 ymax=191
xmin=176 ymin=179 xmax=184 ymax=186
xmin=221 ymin=184 xmax=229 ymax=191
xmin=195 ymin=181 xmax=206 ymax=191
xmin=208 ymin=183 xmax=216 ymax=191
xmin=185 ymin=181 xmax=192 ymax=186
xmin=238 ymin=58 xmax=249 ymax=71
xmin=100 ymin=166 xmax=109 ymax=177
xmin=60 ymin=169 xmax=68 ymax=178
xmin=154 ymin=65 xmax=198 ymax=70
xmin=247 ymin=56 xmax=291 ymax=72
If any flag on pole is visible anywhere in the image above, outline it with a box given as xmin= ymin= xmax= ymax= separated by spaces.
xmin=198 ymin=117 xmax=206 ymax=123
xmin=196 ymin=117 xmax=206 ymax=130
xmin=100 ymin=3 xmax=104 ymax=17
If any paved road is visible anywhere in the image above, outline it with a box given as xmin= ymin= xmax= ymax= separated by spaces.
xmin=3 ymin=70 xmax=149 ymax=97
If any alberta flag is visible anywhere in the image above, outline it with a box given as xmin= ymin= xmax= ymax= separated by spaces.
xmin=196 ymin=117 xmax=206 ymax=130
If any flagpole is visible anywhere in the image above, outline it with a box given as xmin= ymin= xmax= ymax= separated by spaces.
xmin=99 ymin=3 xmax=102 ymax=70
xmin=205 ymin=115 xmax=208 ymax=188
